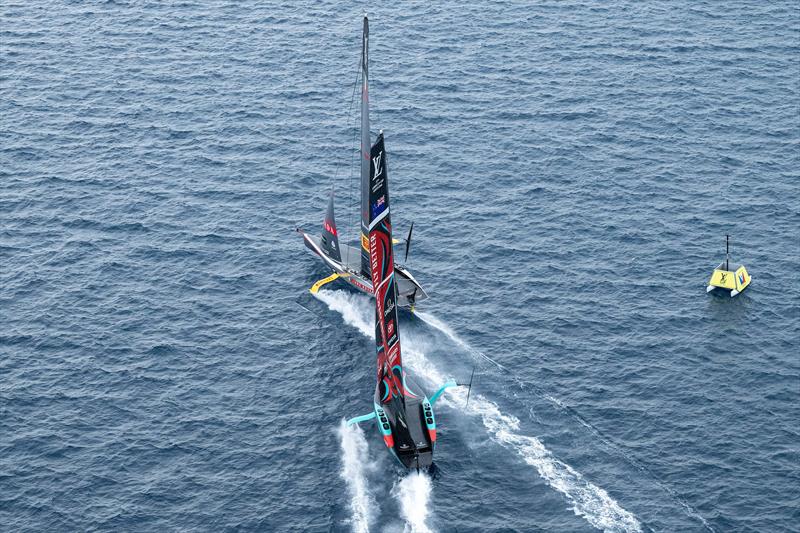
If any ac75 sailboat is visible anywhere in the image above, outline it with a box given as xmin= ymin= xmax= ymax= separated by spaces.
xmin=298 ymin=16 xmax=428 ymax=310
xmin=346 ymin=90 xmax=457 ymax=471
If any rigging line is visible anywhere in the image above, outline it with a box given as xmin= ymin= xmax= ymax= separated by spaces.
xmin=344 ymin=50 xmax=362 ymax=270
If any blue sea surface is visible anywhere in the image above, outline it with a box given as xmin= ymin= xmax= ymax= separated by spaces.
xmin=2 ymin=1 xmax=799 ymax=532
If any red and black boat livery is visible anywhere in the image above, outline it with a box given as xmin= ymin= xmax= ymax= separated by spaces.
xmin=298 ymin=15 xmax=427 ymax=309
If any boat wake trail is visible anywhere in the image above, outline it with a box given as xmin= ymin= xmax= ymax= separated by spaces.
xmin=315 ymin=289 xmax=373 ymax=338
xmin=315 ymin=290 xmax=643 ymax=533
xmin=337 ymin=420 xmax=375 ymax=533
xmin=405 ymin=343 xmax=643 ymax=533
xmin=394 ymin=472 xmax=435 ymax=533
xmin=415 ymin=311 xmax=508 ymax=371
xmin=420 ymin=311 xmax=714 ymax=533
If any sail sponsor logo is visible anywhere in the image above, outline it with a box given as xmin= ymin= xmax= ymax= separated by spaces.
xmin=383 ymin=298 xmax=395 ymax=317
xmin=347 ymin=276 xmax=372 ymax=293
xmin=372 ymin=152 xmax=383 ymax=180
xmin=375 ymin=293 xmax=385 ymax=333
xmin=386 ymin=340 xmax=400 ymax=366
xmin=369 ymin=233 xmax=381 ymax=274
xmin=324 ymin=221 xmax=337 ymax=235
xmin=371 ymin=151 xmax=385 ymax=192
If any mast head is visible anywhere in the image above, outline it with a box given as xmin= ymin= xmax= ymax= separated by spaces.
xmin=726 ymin=234 xmax=730 ymax=271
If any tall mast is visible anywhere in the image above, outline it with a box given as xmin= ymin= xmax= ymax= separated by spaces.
xmin=360 ymin=15 xmax=371 ymax=276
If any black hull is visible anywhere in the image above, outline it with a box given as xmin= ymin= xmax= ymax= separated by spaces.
xmin=397 ymin=449 xmax=434 ymax=471
xmin=374 ymin=376 xmax=435 ymax=470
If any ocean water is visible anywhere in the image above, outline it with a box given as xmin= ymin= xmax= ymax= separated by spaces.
xmin=2 ymin=1 xmax=798 ymax=532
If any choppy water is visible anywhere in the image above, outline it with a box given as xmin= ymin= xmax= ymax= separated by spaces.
xmin=2 ymin=1 xmax=799 ymax=532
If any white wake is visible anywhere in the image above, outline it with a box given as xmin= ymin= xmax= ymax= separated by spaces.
xmin=337 ymin=420 xmax=375 ymax=533
xmin=317 ymin=289 xmax=643 ymax=533
xmin=394 ymin=472 xmax=435 ymax=533
xmin=316 ymin=289 xmax=373 ymax=338
xmin=415 ymin=311 xmax=508 ymax=371
xmin=420 ymin=311 xmax=712 ymax=532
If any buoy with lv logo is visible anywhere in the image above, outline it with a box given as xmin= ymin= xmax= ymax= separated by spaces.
xmin=707 ymin=235 xmax=751 ymax=297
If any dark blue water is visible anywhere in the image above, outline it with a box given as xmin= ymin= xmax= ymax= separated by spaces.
xmin=2 ymin=2 xmax=798 ymax=532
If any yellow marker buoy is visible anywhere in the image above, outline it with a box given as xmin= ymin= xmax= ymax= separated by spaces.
xmin=706 ymin=235 xmax=751 ymax=297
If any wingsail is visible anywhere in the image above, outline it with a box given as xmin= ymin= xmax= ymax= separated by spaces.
xmin=297 ymin=14 xmax=429 ymax=309
xmin=367 ymin=133 xmax=405 ymax=405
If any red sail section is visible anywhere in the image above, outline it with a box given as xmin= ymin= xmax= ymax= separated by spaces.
xmin=367 ymin=133 xmax=405 ymax=404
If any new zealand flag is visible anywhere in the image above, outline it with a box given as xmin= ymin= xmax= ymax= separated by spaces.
xmin=371 ymin=195 xmax=385 ymax=218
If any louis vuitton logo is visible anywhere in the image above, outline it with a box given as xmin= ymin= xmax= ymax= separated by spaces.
xmin=372 ymin=152 xmax=383 ymax=180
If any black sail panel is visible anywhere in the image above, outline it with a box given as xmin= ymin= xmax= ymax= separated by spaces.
xmin=368 ymin=134 xmax=390 ymax=231
xmin=321 ymin=189 xmax=341 ymax=262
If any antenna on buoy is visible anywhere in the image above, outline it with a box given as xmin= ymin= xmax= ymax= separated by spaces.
xmin=707 ymin=234 xmax=751 ymax=297
xmin=726 ymin=234 xmax=730 ymax=271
